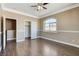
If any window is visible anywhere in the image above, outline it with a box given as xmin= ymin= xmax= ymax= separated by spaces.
xmin=43 ymin=18 xmax=57 ymax=32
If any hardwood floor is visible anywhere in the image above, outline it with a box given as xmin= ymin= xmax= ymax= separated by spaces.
xmin=0 ymin=38 xmax=79 ymax=56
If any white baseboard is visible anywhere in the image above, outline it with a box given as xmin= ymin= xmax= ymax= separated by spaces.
xmin=37 ymin=36 xmax=41 ymax=38
xmin=7 ymin=38 xmax=16 ymax=41
xmin=39 ymin=36 xmax=79 ymax=48
xmin=31 ymin=37 xmax=38 ymax=39
xmin=16 ymin=39 xmax=25 ymax=42
xmin=58 ymin=30 xmax=79 ymax=33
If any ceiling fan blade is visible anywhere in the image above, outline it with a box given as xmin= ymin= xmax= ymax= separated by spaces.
xmin=43 ymin=3 xmax=48 ymax=5
xmin=43 ymin=7 xmax=47 ymax=9
xmin=31 ymin=5 xmax=37 ymax=7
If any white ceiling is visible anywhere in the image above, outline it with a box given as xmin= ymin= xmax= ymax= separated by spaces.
xmin=3 ymin=3 xmax=79 ymax=18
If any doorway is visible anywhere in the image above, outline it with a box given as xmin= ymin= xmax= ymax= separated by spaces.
xmin=25 ymin=21 xmax=38 ymax=39
xmin=6 ymin=18 xmax=16 ymax=44
xmin=25 ymin=21 xmax=31 ymax=39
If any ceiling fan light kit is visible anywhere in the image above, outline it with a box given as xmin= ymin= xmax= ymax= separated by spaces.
xmin=31 ymin=3 xmax=48 ymax=11
xmin=37 ymin=6 xmax=44 ymax=11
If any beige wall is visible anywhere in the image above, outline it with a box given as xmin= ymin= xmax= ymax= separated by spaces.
xmin=39 ymin=7 xmax=79 ymax=47
xmin=3 ymin=10 xmax=38 ymax=42
xmin=40 ymin=7 xmax=79 ymax=31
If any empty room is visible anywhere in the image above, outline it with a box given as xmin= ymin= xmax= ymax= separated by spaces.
xmin=0 ymin=3 xmax=79 ymax=56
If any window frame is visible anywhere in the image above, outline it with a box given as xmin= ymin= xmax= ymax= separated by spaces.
xmin=43 ymin=18 xmax=57 ymax=33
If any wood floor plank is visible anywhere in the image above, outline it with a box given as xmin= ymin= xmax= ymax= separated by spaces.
xmin=0 ymin=38 xmax=79 ymax=56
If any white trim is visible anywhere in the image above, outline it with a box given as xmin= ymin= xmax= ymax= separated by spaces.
xmin=2 ymin=3 xmax=6 ymax=50
xmin=37 ymin=36 xmax=41 ymax=38
xmin=39 ymin=36 xmax=79 ymax=48
xmin=16 ymin=39 xmax=25 ymax=42
xmin=39 ymin=4 xmax=79 ymax=18
xmin=42 ymin=30 xmax=79 ymax=33
xmin=7 ymin=38 xmax=16 ymax=41
xmin=58 ymin=30 xmax=79 ymax=33
xmin=3 ymin=7 xmax=39 ymax=19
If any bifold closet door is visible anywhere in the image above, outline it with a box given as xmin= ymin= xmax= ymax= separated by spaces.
xmin=31 ymin=21 xmax=37 ymax=39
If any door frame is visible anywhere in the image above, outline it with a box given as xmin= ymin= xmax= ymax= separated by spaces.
xmin=24 ymin=20 xmax=38 ymax=40
xmin=24 ymin=21 xmax=31 ymax=39
xmin=5 ymin=18 xmax=16 ymax=43
xmin=3 ymin=17 xmax=17 ymax=49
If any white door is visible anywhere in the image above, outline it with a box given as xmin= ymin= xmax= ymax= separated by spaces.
xmin=31 ymin=21 xmax=37 ymax=39
xmin=25 ymin=25 xmax=30 ymax=37
xmin=25 ymin=22 xmax=30 ymax=38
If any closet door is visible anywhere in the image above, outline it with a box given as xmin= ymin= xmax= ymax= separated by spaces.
xmin=31 ymin=21 xmax=38 ymax=39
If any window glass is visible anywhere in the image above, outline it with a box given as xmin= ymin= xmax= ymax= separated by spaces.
xmin=43 ymin=18 xmax=56 ymax=32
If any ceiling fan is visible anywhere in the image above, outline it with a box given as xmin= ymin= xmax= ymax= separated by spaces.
xmin=31 ymin=3 xmax=48 ymax=11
